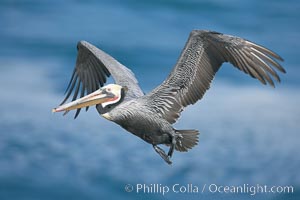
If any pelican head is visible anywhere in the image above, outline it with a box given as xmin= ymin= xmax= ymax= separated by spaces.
xmin=52 ymin=84 xmax=124 ymax=113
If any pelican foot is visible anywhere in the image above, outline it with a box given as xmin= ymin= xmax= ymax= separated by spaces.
xmin=167 ymin=135 xmax=176 ymax=158
xmin=153 ymin=145 xmax=172 ymax=165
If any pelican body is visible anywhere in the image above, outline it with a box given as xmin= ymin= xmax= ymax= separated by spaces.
xmin=53 ymin=30 xmax=285 ymax=164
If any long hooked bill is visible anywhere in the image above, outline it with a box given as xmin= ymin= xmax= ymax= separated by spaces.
xmin=52 ymin=89 xmax=114 ymax=114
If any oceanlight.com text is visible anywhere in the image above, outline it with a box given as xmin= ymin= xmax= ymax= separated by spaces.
xmin=124 ymin=183 xmax=294 ymax=196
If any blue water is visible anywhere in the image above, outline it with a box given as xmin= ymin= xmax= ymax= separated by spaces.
xmin=1 ymin=0 xmax=300 ymax=200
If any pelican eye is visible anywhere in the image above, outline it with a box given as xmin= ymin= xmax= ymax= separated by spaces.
xmin=107 ymin=88 xmax=111 ymax=92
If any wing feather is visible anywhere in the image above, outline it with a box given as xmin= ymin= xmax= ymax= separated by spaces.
xmin=61 ymin=41 xmax=143 ymax=118
xmin=142 ymin=30 xmax=285 ymax=124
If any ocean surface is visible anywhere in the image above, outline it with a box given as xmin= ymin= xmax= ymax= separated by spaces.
xmin=0 ymin=0 xmax=299 ymax=200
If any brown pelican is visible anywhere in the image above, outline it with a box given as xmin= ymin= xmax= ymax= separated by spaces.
xmin=53 ymin=30 xmax=285 ymax=164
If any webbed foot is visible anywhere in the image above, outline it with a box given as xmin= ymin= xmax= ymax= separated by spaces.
xmin=153 ymin=145 xmax=172 ymax=165
xmin=167 ymin=135 xmax=176 ymax=158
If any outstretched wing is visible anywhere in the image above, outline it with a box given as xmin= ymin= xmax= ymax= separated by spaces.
xmin=61 ymin=41 xmax=144 ymax=118
xmin=142 ymin=30 xmax=285 ymax=124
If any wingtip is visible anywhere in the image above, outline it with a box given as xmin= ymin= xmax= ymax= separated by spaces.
xmin=63 ymin=110 xmax=70 ymax=116
xmin=78 ymin=40 xmax=88 ymax=45
xmin=277 ymin=56 xmax=284 ymax=62
xmin=270 ymin=83 xmax=275 ymax=88
xmin=190 ymin=30 xmax=221 ymax=37
xmin=281 ymin=67 xmax=287 ymax=74
xmin=77 ymin=40 xmax=91 ymax=49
